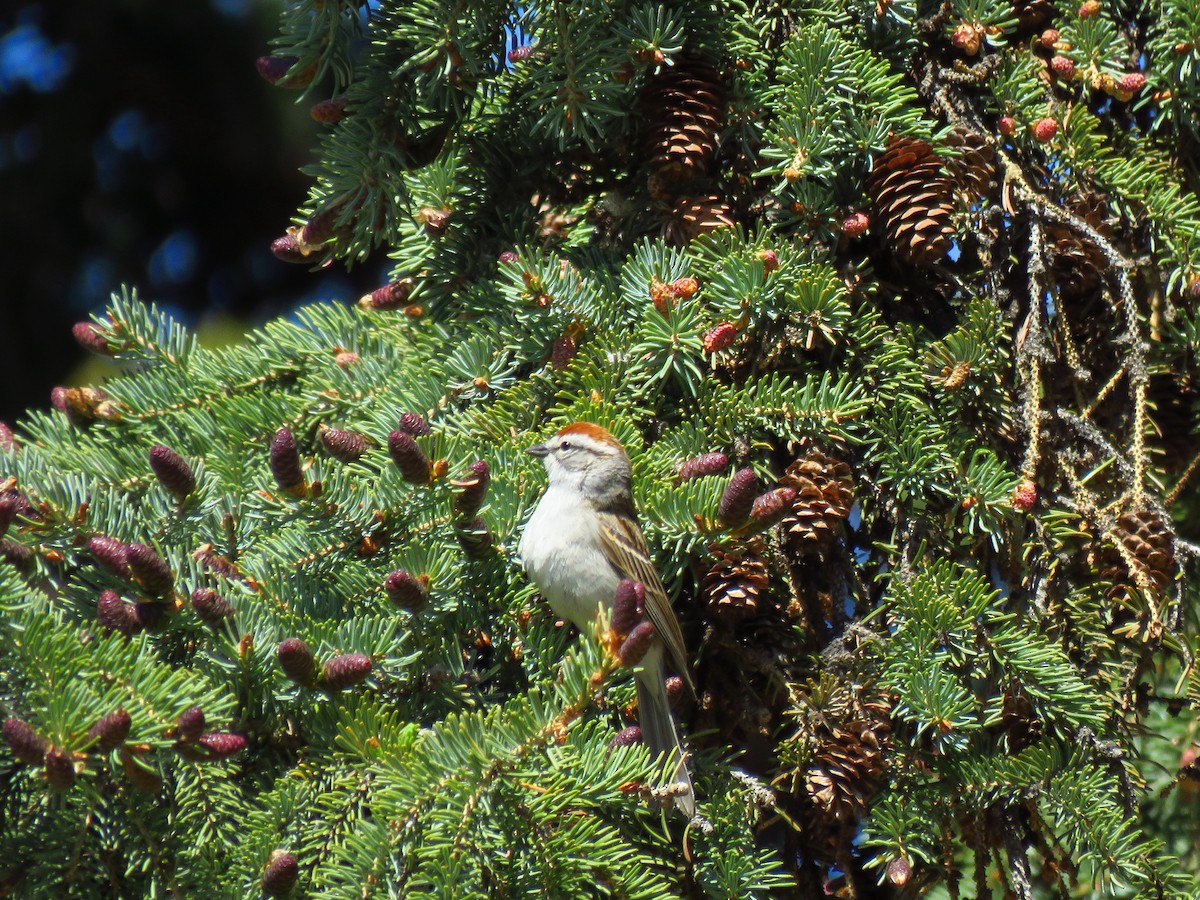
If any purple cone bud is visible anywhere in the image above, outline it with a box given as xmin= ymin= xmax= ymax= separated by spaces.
xmin=0 ymin=538 xmax=33 ymax=572
xmin=320 ymin=653 xmax=373 ymax=690
xmin=665 ymin=675 xmax=691 ymax=714
xmin=358 ymin=279 xmax=414 ymax=311
xmin=262 ymin=850 xmax=300 ymax=896
xmin=299 ymin=210 xmax=335 ymax=250
xmin=270 ymin=428 xmax=306 ymax=493
xmin=134 ymin=601 xmax=166 ymax=631
xmin=149 ymin=444 xmax=195 ymax=499
xmin=455 ymin=516 xmax=493 ymax=560
xmin=121 ymin=747 xmax=162 ymax=793
xmin=397 ymin=411 xmax=430 ymax=436
xmin=318 ymin=425 xmax=369 ymax=462
xmin=88 ymin=535 xmax=130 ymax=577
xmin=678 ymin=451 xmax=730 ymax=481
xmin=197 ymin=732 xmax=246 ymax=759
xmin=97 ymin=590 xmax=140 ymax=637
xmin=0 ymin=493 xmax=17 ymax=539
xmin=387 ymin=430 xmax=431 ymax=484
xmin=125 ymin=542 xmax=173 ymax=597
xmin=256 ymin=55 xmax=300 ymax=85
xmin=88 ymin=709 xmax=132 ymax=751
xmin=744 ymin=486 xmax=798 ymax=532
xmin=617 ymin=620 xmax=657 ymax=666
xmin=190 ymin=588 xmax=234 ymax=624
xmin=277 ymin=638 xmax=316 ymax=686
xmin=886 ymin=856 xmax=912 ymax=886
xmin=4 ymin=717 xmax=48 ymax=765
xmin=607 ymin=725 xmax=643 ymax=750
xmin=451 ymin=460 xmax=490 ymax=518
xmin=384 ymin=569 xmax=428 ymax=611
xmin=271 ymin=233 xmax=308 ymax=264
xmin=50 ymin=386 xmax=69 ymax=414
xmin=44 ymin=746 xmax=76 ymax=792
xmin=611 ymin=580 xmax=645 ymax=637
xmin=176 ymin=707 xmax=206 ymax=743
xmin=718 ymin=468 xmax=759 ymax=525
xmin=73 ymin=321 xmax=112 ymax=355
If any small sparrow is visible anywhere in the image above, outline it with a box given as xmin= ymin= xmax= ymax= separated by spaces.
xmin=519 ymin=422 xmax=696 ymax=816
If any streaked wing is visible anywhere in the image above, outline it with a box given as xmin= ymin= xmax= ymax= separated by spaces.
xmin=599 ymin=513 xmax=694 ymax=693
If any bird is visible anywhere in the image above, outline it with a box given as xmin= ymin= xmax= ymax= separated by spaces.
xmin=518 ymin=421 xmax=696 ymax=816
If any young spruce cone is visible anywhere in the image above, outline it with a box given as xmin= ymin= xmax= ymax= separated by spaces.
xmin=148 ymin=444 xmax=196 ymax=499
xmin=97 ymin=590 xmax=140 ymax=637
xmin=618 ymin=621 xmax=657 ymax=667
xmin=318 ymin=425 xmax=369 ymax=462
xmin=176 ymin=707 xmax=206 ymax=743
xmin=270 ymin=427 xmax=307 ymax=495
xmin=611 ymin=579 xmax=646 ymax=638
xmin=718 ymin=468 xmax=759 ymax=526
xmin=87 ymin=708 xmax=132 ymax=751
xmin=388 ymin=430 xmax=431 ymax=484
xmin=320 ymin=653 xmax=373 ymax=690
xmin=384 ymin=569 xmax=428 ymax=612
xmin=451 ymin=460 xmax=490 ymax=519
xmin=278 ymin=638 xmax=317 ymax=686
xmin=88 ymin=535 xmax=130 ymax=577
xmin=262 ymin=850 xmax=300 ymax=896
xmin=397 ymin=411 xmax=431 ymax=436
xmin=44 ymin=747 xmax=76 ymax=792
xmin=677 ymin=451 xmax=729 ymax=482
xmin=4 ymin=717 xmax=49 ymax=765
xmin=191 ymin=588 xmax=234 ymax=624
xmin=125 ymin=542 xmax=174 ymax=597
xmin=197 ymin=732 xmax=246 ymax=759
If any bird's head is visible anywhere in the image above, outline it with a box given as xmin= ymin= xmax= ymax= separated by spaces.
xmin=527 ymin=422 xmax=631 ymax=500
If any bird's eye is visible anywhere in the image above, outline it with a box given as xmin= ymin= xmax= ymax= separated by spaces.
xmin=559 ymin=441 xmax=571 ymax=451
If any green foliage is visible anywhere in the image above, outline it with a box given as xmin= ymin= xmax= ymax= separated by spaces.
xmin=4 ymin=0 xmax=1200 ymax=896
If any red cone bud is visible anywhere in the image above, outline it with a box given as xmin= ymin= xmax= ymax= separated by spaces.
xmin=618 ymin=621 xmax=657 ymax=666
xmin=384 ymin=569 xmax=428 ymax=611
xmin=456 ymin=516 xmax=493 ymax=559
xmin=755 ymin=248 xmax=779 ymax=272
xmin=318 ymin=425 xmax=369 ymax=462
xmin=507 ymin=45 xmax=534 ymax=63
xmin=44 ymin=746 xmax=75 ymax=792
xmin=271 ymin=233 xmax=308 ymax=264
xmin=388 ymin=430 xmax=431 ymax=483
xmin=149 ymin=444 xmax=195 ymax=499
xmin=4 ymin=717 xmax=48 ymax=765
xmin=320 ymin=653 xmax=372 ymax=690
xmin=270 ymin=428 xmax=306 ymax=494
xmin=0 ymin=421 xmax=15 ymax=453
xmin=886 ymin=856 xmax=912 ymax=886
xmin=611 ymin=580 xmax=645 ymax=637
xmin=1032 ymin=117 xmax=1058 ymax=142
xmin=97 ymin=590 xmax=140 ymax=636
xmin=191 ymin=588 xmax=234 ymax=624
xmin=358 ymin=279 xmax=415 ymax=311
xmin=125 ymin=542 xmax=173 ymax=597
xmin=134 ymin=601 xmax=166 ymax=631
xmin=1049 ymin=55 xmax=1075 ymax=79
xmin=278 ymin=638 xmax=316 ymax=686
xmin=398 ymin=411 xmax=431 ymax=436
xmin=678 ymin=452 xmax=730 ymax=481
xmin=51 ymin=385 xmax=69 ymax=414
xmin=703 ymin=322 xmax=738 ymax=353
xmin=1078 ymin=0 xmax=1100 ymax=17
xmin=73 ymin=321 xmax=112 ymax=355
xmin=197 ymin=732 xmax=246 ymax=759
xmin=718 ymin=468 xmax=759 ymax=525
xmin=176 ymin=707 xmax=206 ymax=742
xmin=550 ymin=332 xmax=577 ymax=370
xmin=120 ymin=747 xmax=162 ymax=792
xmin=998 ymin=115 xmax=1016 ymax=136
xmin=1040 ymin=28 xmax=1059 ymax=48
xmin=607 ymin=725 xmax=643 ymax=750
xmin=88 ymin=535 xmax=130 ymax=576
xmin=1119 ymin=72 xmax=1145 ymax=93
xmin=262 ymin=850 xmax=300 ymax=896
xmin=88 ymin=709 xmax=132 ymax=751
xmin=256 ymin=55 xmax=311 ymax=87
xmin=841 ymin=211 xmax=870 ymax=237
xmin=451 ymin=460 xmax=490 ymax=518
xmin=309 ymin=96 xmax=347 ymax=123
xmin=1012 ymin=479 xmax=1038 ymax=511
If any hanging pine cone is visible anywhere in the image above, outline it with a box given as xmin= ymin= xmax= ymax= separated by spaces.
xmin=702 ymin=541 xmax=770 ymax=625
xmin=639 ymin=56 xmax=726 ymax=192
xmin=800 ymin=687 xmax=892 ymax=828
xmin=1045 ymin=191 xmax=1111 ymax=302
xmin=662 ymin=193 xmax=738 ymax=246
xmin=866 ymin=136 xmax=956 ymax=267
xmin=1099 ymin=510 xmax=1175 ymax=599
xmin=778 ymin=453 xmax=854 ymax=552
xmin=942 ymin=127 xmax=996 ymax=205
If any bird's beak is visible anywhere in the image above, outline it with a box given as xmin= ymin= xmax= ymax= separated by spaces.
xmin=525 ymin=442 xmax=550 ymax=458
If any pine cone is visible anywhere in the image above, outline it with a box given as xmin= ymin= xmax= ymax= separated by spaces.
xmin=942 ymin=128 xmax=996 ymax=204
xmin=778 ymin=453 xmax=854 ymax=552
xmin=866 ymin=136 xmax=956 ymax=267
xmin=125 ymin=542 xmax=174 ymax=597
xmin=802 ymin=690 xmax=892 ymax=826
xmin=702 ymin=541 xmax=770 ymax=625
xmin=640 ymin=57 xmax=726 ymax=191
xmin=320 ymin=653 xmax=372 ymax=690
xmin=262 ymin=850 xmax=299 ymax=896
xmin=44 ymin=747 xmax=76 ymax=792
xmin=1100 ymin=510 xmax=1175 ymax=599
xmin=1045 ymin=191 xmax=1111 ymax=302
xmin=190 ymin=588 xmax=235 ymax=624
xmin=663 ymin=193 xmax=738 ymax=246
xmin=148 ymin=445 xmax=196 ymax=499
xmin=4 ymin=717 xmax=48 ymax=765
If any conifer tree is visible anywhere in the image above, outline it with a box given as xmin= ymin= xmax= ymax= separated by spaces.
xmin=3 ymin=0 xmax=1200 ymax=896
